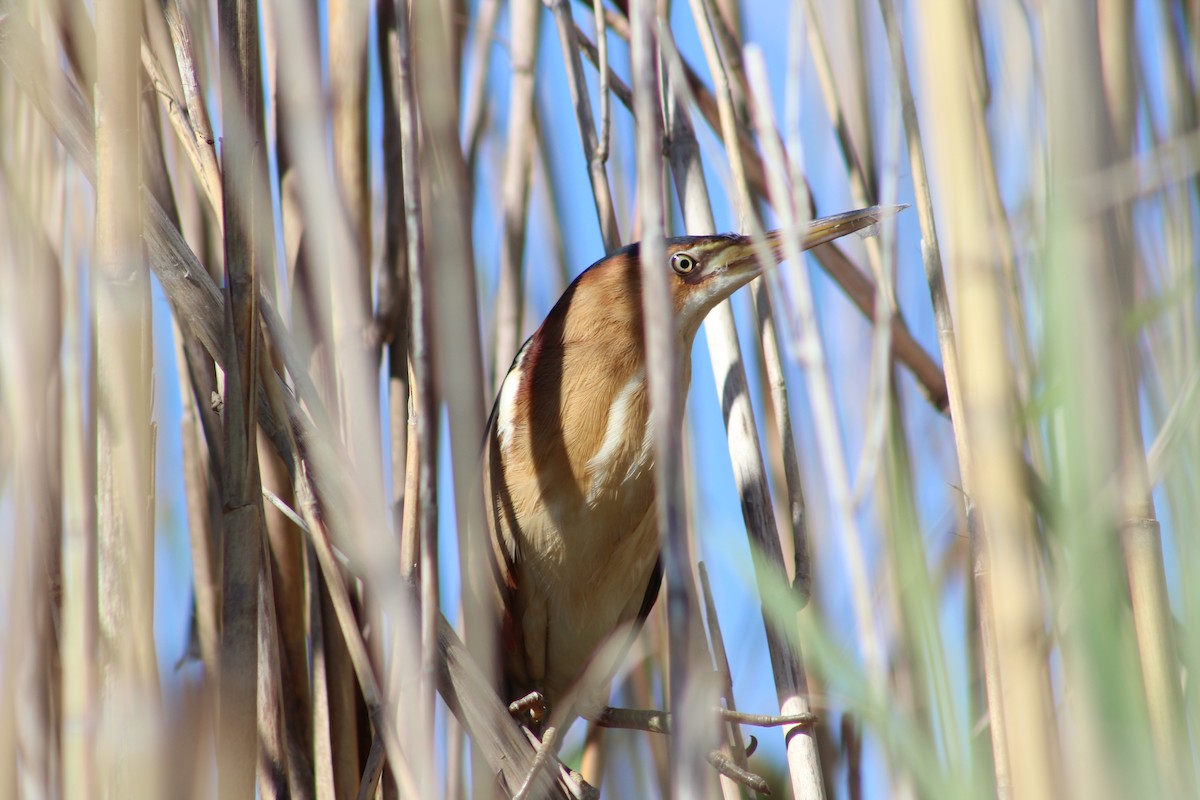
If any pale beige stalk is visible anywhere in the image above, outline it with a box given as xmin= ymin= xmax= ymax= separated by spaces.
xmin=917 ymin=2 xmax=1060 ymax=798
xmin=94 ymin=1 xmax=160 ymax=796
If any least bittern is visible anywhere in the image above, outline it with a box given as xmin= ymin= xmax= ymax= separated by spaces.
xmin=484 ymin=206 xmax=894 ymax=791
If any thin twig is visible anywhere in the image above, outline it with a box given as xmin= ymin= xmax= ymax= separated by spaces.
xmin=492 ymin=0 xmax=541 ymax=386
xmin=591 ymin=0 xmax=611 ymax=163
xmin=164 ymin=0 xmax=223 ymax=224
xmin=548 ymin=0 xmax=621 ymax=251
xmin=462 ymin=0 xmax=503 ymax=169
xmin=699 ymin=563 xmax=750 ymax=776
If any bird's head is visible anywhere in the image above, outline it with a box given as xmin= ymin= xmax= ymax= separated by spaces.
xmin=529 ymin=206 xmax=901 ymax=373
xmin=662 ymin=205 xmax=899 ymax=338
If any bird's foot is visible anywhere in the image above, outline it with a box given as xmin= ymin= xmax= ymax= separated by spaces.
xmin=592 ymin=706 xmax=817 ymax=796
xmin=707 ymin=749 xmax=771 ymax=795
xmin=594 ymin=705 xmax=817 ymax=734
xmin=507 ymin=691 xmax=549 ymax=727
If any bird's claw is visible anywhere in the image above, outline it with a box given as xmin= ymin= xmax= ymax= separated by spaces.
xmin=508 ymin=691 xmax=548 ymax=727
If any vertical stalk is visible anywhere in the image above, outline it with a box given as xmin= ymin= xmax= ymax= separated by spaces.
xmin=94 ymin=0 xmax=158 ymax=795
xmin=391 ymin=1 xmax=438 ymax=794
xmin=917 ymin=2 xmax=1061 ymax=797
xmin=549 ymin=0 xmax=621 ymax=251
xmin=61 ymin=178 xmax=97 ymax=800
xmin=410 ymin=0 xmax=489 ymax=793
xmin=631 ymin=1 xmax=707 ymax=797
xmin=216 ymin=0 xmax=270 ymax=794
xmin=663 ymin=35 xmax=827 ymax=800
xmin=875 ymin=0 xmax=1006 ymax=789
xmin=492 ymin=0 xmax=541 ymax=387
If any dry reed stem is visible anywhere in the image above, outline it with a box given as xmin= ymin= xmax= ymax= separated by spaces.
xmin=269 ymin=0 xmax=405 ymax=790
xmin=792 ymin=3 xmax=896 ymax=515
xmin=435 ymin=617 xmax=586 ymax=799
xmin=256 ymin=549 xmax=292 ymax=799
xmin=164 ymin=0 xmax=223 ymax=225
xmin=389 ymin=0 xmax=439 ymax=791
xmin=323 ymin=4 xmax=375 ymax=790
xmin=531 ymin=102 xmax=573 ymax=294
xmin=409 ymin=2 xmax=493 ymax=794
xmin=549 ymin=0 xmax=621 ymax=251
xmin=663 ymin=37 xmax=827 ymax=800
xmin=215 ymin=0 xmax=270 ymax=795
xmin=0 ymin=24 xmax=526 ymax=797
xmin=690 ymin=7 xmax=888 ymax=785
xmin=631 ymin=2 xmax=710 ymax=797
xmin=873 ymin=0 xmax=1010 ymax=788
xmin=800 ymin=0 xmax=875 ymax=207
xmin=918 ymin=2 xmax=1060 ymax=797
xmin=92 ymin=1 xmax=160 ymax=797
xmin=376 ymin=0 xmax=411 ymax=559
xmin=956 ymin=15 xmax=1044 ymax=480
xmin=493 ymin=0 xmax=541 ymax=386
xmin=1 ymin=108 xmax=64 ymax=797
xmin=590 ymin=0 xmax=611 ymax=163
xmin=329 ymin=0 xmax=377 ymax=484
xmin=168 ymin=131 xmax=224 ymax=689
xmin=705 ymin=0 xmax=814 ymax=608
xmin=245 ymin=62 xmax=316 ymax=800
xmin=462 ymin=0 xmax=502 ymax=168
xmin=740 ymin=32 xmax=888 ymax=710
xmin=59 ymin=158 xmax=98 ymax=800
xmin=699 ymin=564 xmax=751 ymax=800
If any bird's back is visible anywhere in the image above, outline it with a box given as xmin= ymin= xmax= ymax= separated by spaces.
xmin=483 ymin=261 xmax=676 ymax=720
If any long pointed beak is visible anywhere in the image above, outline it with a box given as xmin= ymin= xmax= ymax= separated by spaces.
xmin=727 ymin=204 xmax=906 ymax=275
xmin=682 ymin=204 xmax=907 ymax=332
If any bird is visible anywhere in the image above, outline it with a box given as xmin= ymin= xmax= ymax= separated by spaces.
xmin=482 ymin=206 xmax=894 ymax=736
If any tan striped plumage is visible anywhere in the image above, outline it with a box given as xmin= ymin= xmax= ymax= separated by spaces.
xmin=482 ymin=208 xmax=894 ymax=728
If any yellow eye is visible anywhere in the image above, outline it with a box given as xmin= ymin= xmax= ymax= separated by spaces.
xmin=671 ymin=252 xmax=698 ymax=275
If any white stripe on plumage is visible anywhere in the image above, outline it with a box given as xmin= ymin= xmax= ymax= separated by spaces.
xmin=495 ymin=342 xmax=529 ymax=453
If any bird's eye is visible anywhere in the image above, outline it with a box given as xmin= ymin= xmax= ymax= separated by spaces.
xmin=671 ymin=253 xmax=698 ymax=275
